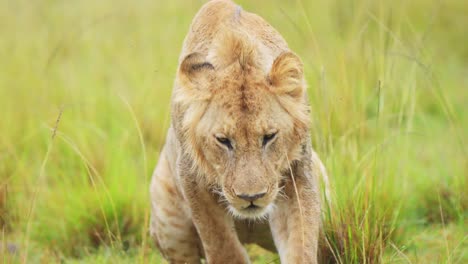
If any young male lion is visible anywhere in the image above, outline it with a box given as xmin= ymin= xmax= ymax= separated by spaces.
xmin=150 ymin=0 xmax=328 ymax=263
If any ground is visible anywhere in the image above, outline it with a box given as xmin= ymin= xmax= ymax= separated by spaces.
xmin=0 ymin=0 xmax=466 ymax=263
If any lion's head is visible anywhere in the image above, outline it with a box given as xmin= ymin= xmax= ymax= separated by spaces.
xmin=173 ymin=32 xmax=310 ymax=219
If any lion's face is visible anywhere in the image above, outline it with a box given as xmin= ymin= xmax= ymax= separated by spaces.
xmin=197 ymin=84 xmax=300 ymax=219
xmin=175 ymin=35 xmax=309 ymax=219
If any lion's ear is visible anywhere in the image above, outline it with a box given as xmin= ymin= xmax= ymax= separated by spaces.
xmin=178 ymin=52 xmax=215 ymax=88
xmin=268 ymin=52 xmax=305 ymax=101
xmin=268 ymin=52 xmax=310 ymax=134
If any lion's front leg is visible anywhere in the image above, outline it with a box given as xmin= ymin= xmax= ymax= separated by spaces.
xmin=269 ymin=164 xmax=321 ymax=264
xmin=181 ymin=177 xmax=250 ymax=264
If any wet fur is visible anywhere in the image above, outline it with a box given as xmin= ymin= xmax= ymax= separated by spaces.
xmin=150 ymin=1 xmax=327 ymax=263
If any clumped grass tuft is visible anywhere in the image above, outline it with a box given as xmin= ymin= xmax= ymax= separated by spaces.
xmin=318 ymin=169 xmax=401 ymax=264
xmin=321 ymin=199 xmax=400 ymax=263
xmin=65 ymin=248 xmax=165 ymax=264
xmin=0 ymin=184 xmax=8 ymax=231
xmin=0 ymin=182 xmax=7 ymax=230
xmin=0 ymin=157 xmax=16 ymax=233
xmin=31 ymin=187 xmax=147 ymax=257
xmin=418 ymin=182 xmax=467 ymax=225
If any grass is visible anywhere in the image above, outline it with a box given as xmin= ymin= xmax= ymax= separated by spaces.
xmin=1 ymin=0 xmax=466 ymax=263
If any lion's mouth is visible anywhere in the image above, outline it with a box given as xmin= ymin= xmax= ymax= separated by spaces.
xmin=244 ymin=202 xmax=260 ymax=211
xmin=227 ymin=201 xmax=274 ymax=220
xmin=223 ymin=191 xmax=277 ymax=219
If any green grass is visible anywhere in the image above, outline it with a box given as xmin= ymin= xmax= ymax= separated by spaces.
xmin=1 ymin=0 xmax=466 ymax=263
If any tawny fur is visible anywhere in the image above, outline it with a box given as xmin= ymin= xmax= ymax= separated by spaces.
xmin=150 ymin=1 xmax=328 ymax=263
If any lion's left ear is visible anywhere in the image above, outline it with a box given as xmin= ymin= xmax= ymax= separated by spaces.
xmin=268 ymin=52 xmax=306 ymax=101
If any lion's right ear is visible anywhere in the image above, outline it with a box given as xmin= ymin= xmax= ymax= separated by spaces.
xmin=178 ymin=52 xmax=215 ymax=89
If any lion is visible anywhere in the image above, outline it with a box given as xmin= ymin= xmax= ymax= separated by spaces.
xmin=149 ymin=0 xmax=329 ymax=263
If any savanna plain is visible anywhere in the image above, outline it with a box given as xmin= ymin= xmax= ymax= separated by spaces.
xmin=0 ymin=0 xmax=466 ymax=263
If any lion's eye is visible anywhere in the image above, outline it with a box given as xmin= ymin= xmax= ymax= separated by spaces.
xmin=262 ymin=132 xmax=277 ymax=147
xmin=216 ymin=136 xmax=233 ymax=150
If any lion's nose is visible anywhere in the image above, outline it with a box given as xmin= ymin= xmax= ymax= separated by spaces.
xmin=236 ymin=192 xmax=266 ymax=202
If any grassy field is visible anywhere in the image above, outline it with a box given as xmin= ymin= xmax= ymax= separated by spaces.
xmin=1 ymin=0 xmax=466 ymax=263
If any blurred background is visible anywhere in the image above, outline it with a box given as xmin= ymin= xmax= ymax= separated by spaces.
xmin=0 ymin=0 xmax=466 ymax=263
